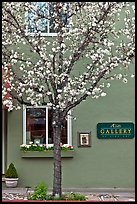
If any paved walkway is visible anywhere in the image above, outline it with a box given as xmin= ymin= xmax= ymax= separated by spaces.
xmin=2 ymin=187 xmax=135 ymax=202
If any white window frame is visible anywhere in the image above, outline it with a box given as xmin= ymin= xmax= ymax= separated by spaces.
xmin=23 ymin=105 xmax=72 ymax=146
xmin=25 ymin=2 xmax=70 ymax=37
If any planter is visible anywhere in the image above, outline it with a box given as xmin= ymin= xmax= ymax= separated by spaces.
xmin=21 ymin=150 xmax=74 ymax=158
xmin=5 ymin=178 xmax=19 ymax=188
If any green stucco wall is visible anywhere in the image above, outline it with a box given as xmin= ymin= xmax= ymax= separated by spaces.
xmin=4 ymin=3 xmax=135 ymax=189
xmin=6 ymin=74 xmax=135 ymax=189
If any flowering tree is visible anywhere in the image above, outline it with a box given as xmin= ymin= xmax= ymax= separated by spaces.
xmin=2 ymin=2 xmax=135 ymax=197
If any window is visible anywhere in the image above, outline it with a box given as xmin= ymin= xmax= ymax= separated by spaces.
xmin=26 ymin=2 xmax=69 ymax=36
xmin=23 ymin=106 xmax=72 ymax=146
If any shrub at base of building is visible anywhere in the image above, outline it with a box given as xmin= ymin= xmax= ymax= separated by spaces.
xmin=5 ymin=163 xmax=19 ymax=188
xmin=27 ymin=182 xmax=86 ymax=201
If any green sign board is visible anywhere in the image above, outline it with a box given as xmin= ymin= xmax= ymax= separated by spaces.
xmin=97 ymin=122 xmax=134 ymax=139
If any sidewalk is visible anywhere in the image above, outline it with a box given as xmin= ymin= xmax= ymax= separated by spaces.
xmin=2 ymin=187 xmax=135 ymax=202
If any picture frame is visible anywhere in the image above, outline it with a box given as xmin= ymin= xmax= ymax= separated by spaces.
xmin=78 ymin=131 xmax=91 ymax=147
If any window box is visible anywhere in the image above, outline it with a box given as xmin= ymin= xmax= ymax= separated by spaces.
xmin=21 ymin=150 xmax=74 ymax=158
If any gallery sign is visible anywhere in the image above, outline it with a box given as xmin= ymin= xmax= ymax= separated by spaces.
xmin=97 ymin=122 xmax=134 ymax=139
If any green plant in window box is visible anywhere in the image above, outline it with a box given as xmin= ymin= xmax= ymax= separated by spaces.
xmin=20 ymin=143 xmax=74 ymax=152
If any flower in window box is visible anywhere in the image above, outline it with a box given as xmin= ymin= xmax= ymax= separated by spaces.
xmin=20 ymin=143 xmax=74 ymax=152
xmin=46 ymin=144 xmax=54 ymax=151
xmin=61 ymin=144 xmax=74 ymax=151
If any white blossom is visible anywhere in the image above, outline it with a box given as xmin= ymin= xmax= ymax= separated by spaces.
xmin=47 ymin=103 xmax=52 ymax=107
xmin=122 ymin=78 xmax=128 ymax=83
xmin=100 ymin=92 xmax=107 ymax=97
xmin=47 ymin=92 xmax=52 ymax=95
xmin=116 ymin=74 xmax=123 ymax=80
xmin=57 ymin=89 xmax=62 ymax=93
xmin=106 ymin=83 xmax=111 ymax=88
xmin=2 ymin=2 xmax=135 ymax=111
xmin=52 ymin=48 xmax=56 ymax=52
xmin=131 ymin=74 xmax=135 ymax=78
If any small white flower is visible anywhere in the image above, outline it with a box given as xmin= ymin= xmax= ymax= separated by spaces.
xmin=47 ymin=92 xmax=52 ymax=95
xmin=47 ymin=144 xmax=54 ymax=148
xmin=100 ymin=92 xmax=106 ymax=97
xmin=31 ymin=100 xmax=35 ymax=105
xmin=50 ymin=54 xmax=54 ymax=59
xmin=102 ymin=49 xmax=110 ymax=55
xmin=131 ymin=74 xmax=135 ymax=78
xmin=92 ymin=22 xmax=96 ymax=26
xmin=116 ymin=74 xmax=122 ymax=80
xmin=108 ymin=42 xmax=114 ymax=46
xmin=106 ymin=83 xmax=111 ymax=88
xmin=86 ymin=91 xmax=91 ymax=95
xmin=85 ymin=54 xmax=89 ymax=58
xmin=52 ymin=121 xmax=56 ymax=125
xmin=61 ymin=43 xmax=66 ymax=49
xmin=57 ymin=89 xmax=62 ymax=93
xmin=123 ymin=78 xmax=128 ymax=83
xmin=47 ymin=62 xmax=51 ymax=68
xmin=46 ymin=70 xmax=50 ymax=74
xmin=19 ymin=67 xmax=23 ymax=71
xmin=52 ymin=47 xmax=56 ymax=52
xmin=47 ymin=102 xmax=52 ymax=106
xmin=19 ymin=93 xmax=22 ymax=97
xmin=20 ymin=144 xmax=26 ymax=147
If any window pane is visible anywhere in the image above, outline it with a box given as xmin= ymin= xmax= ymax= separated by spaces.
xmin=26 ymin=108 xmax=46 ymax=144
xmin=27 ymin=2 xmax=69 ymax=34
xmin=48 ymin=110 xmax=67 ymax=144
xmin=49 ymin=3 xmax=69 ymax=33
xmin=61 ymin=119 xmax=67 ymax=144
xmin=27 ymin=2 xmax=48 ymax=33
xmin=48 ymin=109 xmax=53 ymax=144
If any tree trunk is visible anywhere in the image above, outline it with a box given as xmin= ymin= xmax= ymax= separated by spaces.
xmin=52 ymin=110 xmax=62 ymax=197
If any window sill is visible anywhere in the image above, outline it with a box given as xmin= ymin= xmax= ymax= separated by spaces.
xmin=25 ymin=32 xmax=57 ymax=37
xmin=21 ymin=150 xmax=74 ymax=158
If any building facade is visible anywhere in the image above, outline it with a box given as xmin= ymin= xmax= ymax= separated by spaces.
xmin=2 ymin=74 xmax=135 ymax=189
xmin=2 ymin=2 xmax=135 ymax=190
